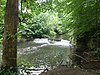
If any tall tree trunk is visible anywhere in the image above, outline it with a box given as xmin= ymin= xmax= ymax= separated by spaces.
xmin=2 ymin=0 xmax=18 ymax=72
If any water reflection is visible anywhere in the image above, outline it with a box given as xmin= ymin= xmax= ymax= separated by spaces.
xmin=17 ymin=38 xmax=72 ymax=69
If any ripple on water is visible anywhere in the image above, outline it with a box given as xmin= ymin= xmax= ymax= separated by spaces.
xmin=17 ymin=38 xmax=72 ymax=75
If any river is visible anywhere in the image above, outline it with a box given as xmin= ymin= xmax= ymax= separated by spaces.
xmin=0 ymin=38 xmax=72 ymax=75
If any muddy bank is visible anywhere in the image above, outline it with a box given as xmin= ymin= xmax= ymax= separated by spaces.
xmin=41 ymin=66 xmax=100 ymax=75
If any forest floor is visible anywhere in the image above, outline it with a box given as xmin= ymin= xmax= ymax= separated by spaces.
xmin=41 ymin=66 xmax=100 ymax=75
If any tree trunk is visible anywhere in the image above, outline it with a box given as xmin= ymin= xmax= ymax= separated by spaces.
xmin=2 ymin=0 xmax=18 ymax=72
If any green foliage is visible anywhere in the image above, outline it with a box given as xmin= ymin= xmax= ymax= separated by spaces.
xmin=51 ymin=0 xmax=100 ymax=39
xmin=0 ymin=0 xmax=100 ymax=56
xmin=0 ymin=68 xmax=17 ymax=75
xmin=94 ymin=48 xmax=100 ymax=60
xmin=0 ymin=0 xmax=100 ymax=40
xmin=0 ymin=0 xmax=6 ymax=42
xmin=18 ymin=11 xmax=63 ymax=39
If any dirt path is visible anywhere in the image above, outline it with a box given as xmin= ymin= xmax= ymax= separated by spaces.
xmin=41 ymin=66 xmax=100 ymax=75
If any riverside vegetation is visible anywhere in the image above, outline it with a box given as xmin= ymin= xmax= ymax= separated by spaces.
xmin=0 ymin=0 xmax=100 ymax=75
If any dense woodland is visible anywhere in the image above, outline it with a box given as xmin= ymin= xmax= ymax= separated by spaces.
xmin=0 ymin=0 xmax=100 ymax=75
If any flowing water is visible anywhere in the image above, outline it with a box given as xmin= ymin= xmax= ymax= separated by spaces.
xmin=0 ymin=38 xmax=72 ymax=75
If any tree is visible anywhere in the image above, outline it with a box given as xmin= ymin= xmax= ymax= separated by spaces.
xmin=2 ymin=0 xmax=19 ymax=72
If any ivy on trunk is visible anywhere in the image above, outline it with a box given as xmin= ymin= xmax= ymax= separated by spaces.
xmin=2 ymin=0 xmax=18 ymax=73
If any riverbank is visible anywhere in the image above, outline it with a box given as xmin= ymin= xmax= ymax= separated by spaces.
xmin=41 ymin=66 xmax=100 ymax=75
